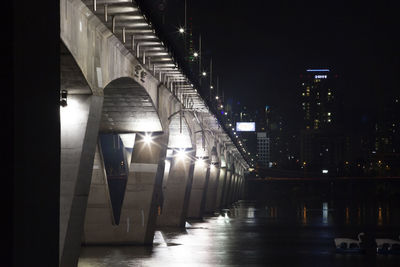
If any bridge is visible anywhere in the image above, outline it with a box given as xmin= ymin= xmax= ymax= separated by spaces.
xmin=54 ymin=0 xmax=250 ymax=266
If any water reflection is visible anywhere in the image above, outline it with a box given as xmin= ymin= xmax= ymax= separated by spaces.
xmin=302 ymin=205 xmax=307 ymax=225
xmin=345 ymin=207 xmax=350 ymax=225
xmin=378 ymin=206 xmax=383 ymax=226
xmin=322 ymin=202 xmax=328 ymax=224
xmin=79 ymin=200 xmax=400 ymax=267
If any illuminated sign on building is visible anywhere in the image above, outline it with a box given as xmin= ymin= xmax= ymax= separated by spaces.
xmin=236 ymin=122 xmax=256 ymax=132
xmin=306 ymin=69 xmax=330 ymax=72
xmin=315 ymin=75 xmax=327 ymax=79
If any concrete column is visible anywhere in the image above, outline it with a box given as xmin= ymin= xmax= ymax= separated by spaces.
xmin=235 ymin=175 xmax=241 ymax=201
xmin=233 ymin=174 xmax=239 ymax=202
xmin=83 ymin=133 xmax=166 ymax=244
xmin=60 ymin=94 xmax=103 ymax=267
xmin=222 ymin=170 xmax=232 ymax=207
xmin=231 ymin=174 xmax=238 ymax=203
xmin=240 ymin=177 xmax=245 ymax=199
xmin=230 ymin=174 xmax=237 ymax=203
xmin=157 ymin=150 xmax=195 ymax=227
xmin=204 ymin=165 xmax=220 ymax=214
xmin=236 ymin=176 xmax=242 ymax=201
xmin=187 ymin=159 xmax=210 ymax=219
xmin=215 ymin=167 xmax=226 ymax=210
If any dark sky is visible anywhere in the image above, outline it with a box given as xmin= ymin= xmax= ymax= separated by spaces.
xmin=140 ymin=0 xmax=400 ymax=129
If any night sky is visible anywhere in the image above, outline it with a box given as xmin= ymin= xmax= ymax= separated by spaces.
xmin=139 ymin=0 xmax=400 ymax=130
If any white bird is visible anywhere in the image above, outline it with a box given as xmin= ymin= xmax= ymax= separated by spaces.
xmin=375 ymin=235 xmax=400 ymax=250
xmin=334 ymin=232 xmax=365 ymax=249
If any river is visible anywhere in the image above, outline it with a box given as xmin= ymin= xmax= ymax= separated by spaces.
xmin=78 ymin=188 xmax=400 ymax=266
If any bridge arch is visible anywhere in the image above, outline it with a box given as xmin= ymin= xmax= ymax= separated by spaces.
xmin=101 ymin=77 xmax=163 ymax=133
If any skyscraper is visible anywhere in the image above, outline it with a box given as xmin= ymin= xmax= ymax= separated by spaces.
xmin=300 ymin=69 xmax=338 ymax=131
xmin=299 ymin=69 xmax=344 ymax=174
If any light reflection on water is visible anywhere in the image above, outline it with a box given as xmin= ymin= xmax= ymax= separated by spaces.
xmin=79 ymin=201 xmax=400 ymax=267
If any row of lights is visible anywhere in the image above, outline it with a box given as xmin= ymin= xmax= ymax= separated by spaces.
xmin=178 ymin=25 xmax=252 ymax=168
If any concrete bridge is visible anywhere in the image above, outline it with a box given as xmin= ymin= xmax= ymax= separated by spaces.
xmin=58 ymin=0 xmax=249 ymax=266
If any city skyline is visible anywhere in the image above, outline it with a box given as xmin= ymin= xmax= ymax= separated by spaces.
xmin=137 ymin=0 xmax=399 ymax=135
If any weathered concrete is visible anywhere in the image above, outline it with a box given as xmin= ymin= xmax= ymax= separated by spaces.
xmin=83 ymin=133 xmax=166 ymax=244
xmin=239 ymin=176 xmax=244 ymax=200
xmin=234 ymin=176 xmax=241 ymax=201
xmin=187 ymin=160 xmax=210 ymax=218
xmin=157 ymin=150 xmax=195 ymax=227
xmin=215 ymin=168 xmax=227 ymax=210
xmin=204 ymin=166 xmax=220 ymax=214
xmin=60 ymin=94 xmax=103 ymax=267
xmin=222 ymin=170 xmax=233 ymax=207
xmin=231 ymin=174 xmax=238 ymax=203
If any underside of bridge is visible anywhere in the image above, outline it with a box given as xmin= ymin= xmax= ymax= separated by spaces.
xmin=157 ymin=112 xmax=195 ymax=227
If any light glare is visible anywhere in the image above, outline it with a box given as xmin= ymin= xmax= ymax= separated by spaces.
xmin=143 ymin=133 xmax=152 ymax=144
xmin=176 ymin=149 xmax=187 ymax=161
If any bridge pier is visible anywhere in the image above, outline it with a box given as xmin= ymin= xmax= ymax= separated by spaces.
xmin=60 ymin=94 xmax=103 ymax=267
xmin=229 ymin=174 xmax=237 ymax=204
xmin=235 ymin=176 xmax=243 ymax=201
xmin=187 ymin=159 xmax=211 ymax=219
xmin=215 ymin=167 xmax=227 ymax=210
xmin=234 ymin=175 xmax=241 ymax=201
xmin=83 ymin=133 xmax=166 ymax=245
xmin=204 ymin=166 xmax=220 ymax=214
xmin=157 ymin=150 xmax=195 ymax=227
xmin=222 ymin=170 xmax=233 ymax=207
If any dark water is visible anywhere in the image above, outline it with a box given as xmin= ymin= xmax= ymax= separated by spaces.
xmin=78 ymin=197 xmax=400 ymax=266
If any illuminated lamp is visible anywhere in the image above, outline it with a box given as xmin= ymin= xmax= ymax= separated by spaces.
xmin=143 ymin=133 xmax=152 ymax=144
xmin=176 ymin=149 xmax=187 ymax=161
xmin=60 ymin=90 xmax=68 ymax=107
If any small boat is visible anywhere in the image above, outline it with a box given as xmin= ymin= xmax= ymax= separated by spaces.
xmin=334 ymin=232 xmax=366 ymax=253
xmin=376 ymin=235 xmax=400 ymax=255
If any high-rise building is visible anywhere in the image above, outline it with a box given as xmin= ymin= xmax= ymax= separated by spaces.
xmin=257 ymin=132 xmax=270 ymax=166
xmin=300 ymin=69 xmax=339 ymax=131
xmin=299 ymin=69 xmax=344 ymax=173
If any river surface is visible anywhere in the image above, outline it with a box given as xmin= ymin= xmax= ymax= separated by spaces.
xmin=78 ymin=198 xmax=400 ymax=267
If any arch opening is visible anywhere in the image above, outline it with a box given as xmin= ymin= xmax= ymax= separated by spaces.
xmin=98 ymin=77 xmax=162 ymax=225
xmin=101 ymin=77 xmax=162 ymax=133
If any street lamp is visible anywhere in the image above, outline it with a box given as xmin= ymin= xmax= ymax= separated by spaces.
xmin=179 ymin=27 xmax=185 ymax=34
xmin=193 ymin=52 xmax=198 ymax=58
xmin=202 ymin=71 xmax=207 ymax=76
